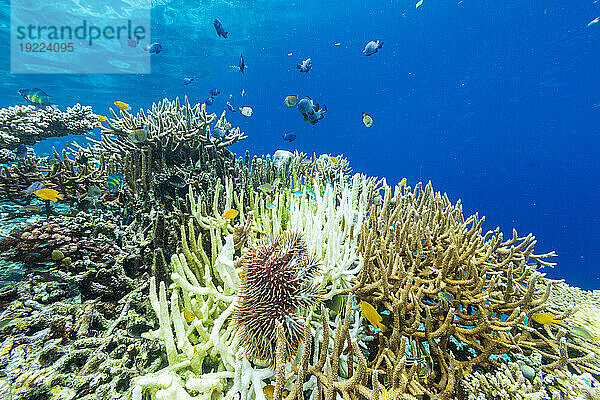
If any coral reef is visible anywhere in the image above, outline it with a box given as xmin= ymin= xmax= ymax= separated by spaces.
xmin=0 ymin=214 xmax=120 ymax=266
xmin=0 ymin=98 xmax=596 ymax=400
xmin=0 ymin=104 xmax=99 ymax=149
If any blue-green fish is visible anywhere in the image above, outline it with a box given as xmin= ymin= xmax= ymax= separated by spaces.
xmin=18 ymin=88 xmax=56 ymax=108
xmin=107 ymin=173 xmax=124 ymax=194
xmin=438 ymin=292 xmax=455 ymax=302
xmin=291 ymin=190 xmax=303 ymax=197
xmin=258 ymin=183 xmax=274 ymax=193
xmin=266 ymin=202 xmax=276 ymax=209
xmin=306 ymin=189 xmax=316 ymax=199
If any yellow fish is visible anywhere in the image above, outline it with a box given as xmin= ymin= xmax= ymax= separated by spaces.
xmin=114 ymin=101 xmax=131 ymax=110
xmin=330 ymin=156 xmax=338 ymax=163
xmin=531 ymin=312 xmax=563 ymax=326
xmin=360 ymin=301 xmax=385 ymax=331
xmin=222 ymin=209 xmax=239 ymax=220
xmin=400 ymin=178 xmax=407 ymax=187
xmin=362 ymin=112 xmax=373 ymax=128
xmin=263 ymin=385 xmax=288 ymax=399
xmin=97 ymin=115 xmax=107 ymax=121
xmin=184 ymin=307 xmax=195 ymax=323
xmin=416 ymin=0 xmax=423 ymax=8
xmin=192 ymin=346 xmax=198 ymax=357
xmin=284 ymin=95 xmax=298 ymax=107
xmin=34 ymin=188 xmax=63 ymax=201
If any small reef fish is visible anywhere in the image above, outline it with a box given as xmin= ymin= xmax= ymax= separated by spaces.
xmin=213 ymin=18 xmax=228 ymax=38
xmin=265 ymin=202 xmax=276 ymax=209
xmin=212 ymin=126 xmax=227 ymax=139
xmin=168 ymin=174 xmax=187 ymax=189
xmin=291 ymin=190 xmax=303 ymax=197
xmin=334 ymin=42 xmax=341 ymax=46
xmin=306 ymin=189 xmax=316 ymax=199
xmin=297 ymin=58 xmax=312 ymax=73
xmin=127 ymin=35 xmax=140 ymax=48
xmin=283 ymin=131 xmax=296 ymax=142
xmin=107 ymin=173 xmax=124 ymax=194
xmin=239 ymin=106 xmax=253 ymax=117
xmin=284 ymin=95 xmax=298 ymax=107
xmin=416 ymin=0 xmax=423 ymax=8
xmin=330 ymin=156 xmax=338 ymax=163
xmin=209 ymin=88 xmax=220 ymax=97
xmin=144 ymin=42 xmax=163 ymax=54
xmin=360 ymin=301 xmax=385 ymax=331
xmin=587 ymin=17 xmax=600 ymax=27
xmin=86 ymin=185 xmax=102 ymax=200
xmin=258 ymin=183 xmax=274 ymax=193
xmin=263 ymin=385 xmax=288 ymax=399
xmin=239 ymin=53 xmax=246 ymax=73
xmin=222 ymin=209 xmax=239 ymax=219
xmin=438 ymin=292 xmax=455 ymax=302
xmin=76 ymin=154 xmax=88 ymax=165
xmin=569 ymin=326 xmax=598 ymax=341
xmin=128 ymin=126 xmax=148 ymax=143
xmin=114 ymin=101 xmax=131 ymax=110
xmin=362 ymin=112 xmax=373 ymax=127
xmin=97 ymin=115 xmax=108 ymax=121
xmin=183 ymin=77 xmax=194 ymax=85
xmin=18 ymin=88 xmax=55 ymax=108
xmin=241 ymin=89 xmax=246 ymax=97
xmin=127 ymin=323 xmax=153 ymax=338
xmin=226 ymin=102 xmax=236 ymax=112
xmin=297 ymin=97 xmax=327 ymax=125
xmin=15 ymin=144 xmax=27 ymax=159
xmin=205 ymin=96 xmax=215 ymax=106
xmin=400 ymin=178 xmax=407 ymax=187
xmin=531 ymin=312 xmax=562 ymax=326
xmin=273 ymin=178 xmax=281 ymax=186
xmin=34 ymin=188 xmax=63 ymax=201
xmin=363 ymin=40 xmax=383 ymax=56
xmin=183 ymin=307 xmax=195 ymax=323
xmin=21 ymin=205 xmax=45 ymax=213
xmin=229 ymin=94 xmax=234 ymax=102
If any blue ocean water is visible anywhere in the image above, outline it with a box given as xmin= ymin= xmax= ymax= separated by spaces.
xmin=1 ymin=0 xmax=599 ymax=288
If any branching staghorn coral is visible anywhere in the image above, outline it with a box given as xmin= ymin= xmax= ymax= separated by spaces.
xmin=344 ymin=181 xmax=559 ymax=398
xmin=92 ymin=97 xmax=245 ymax=164
xmin=268 ymin=295 xmax=421 ymax=400
xmin=0 ymin=104 xmax=99 ymax=150
xmin=0 ymin=147 xmax=110 ymax=203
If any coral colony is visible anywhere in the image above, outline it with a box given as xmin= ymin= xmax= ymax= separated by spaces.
xmin=0 ymin=98 xmax=598 ymax=400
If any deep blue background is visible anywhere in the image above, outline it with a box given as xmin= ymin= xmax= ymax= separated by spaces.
xmin=1 ymin=0 xmax=599 ymax=288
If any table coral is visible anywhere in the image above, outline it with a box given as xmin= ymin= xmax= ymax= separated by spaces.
xmin=0 ymin=104 xmax=99 ymax=150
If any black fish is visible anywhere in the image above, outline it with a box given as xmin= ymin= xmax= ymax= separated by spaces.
xmin=168 ymin=174 xmax=187 ymax=188
xmin=213 ymin=18 xmax=228 ymax=38
xmin=76 ymin=154 xmax=89 ymax=165
xmin=239 ymin=53 xmax=245 ymax=74
xmin=15 ymin=144 xmax=27 ymax=159
xmin=127 ymin=323 xmax=153 ymax=338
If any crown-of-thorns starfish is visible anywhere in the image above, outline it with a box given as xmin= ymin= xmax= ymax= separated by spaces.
xmin=234 ymin=231 xmax=323 ymax=365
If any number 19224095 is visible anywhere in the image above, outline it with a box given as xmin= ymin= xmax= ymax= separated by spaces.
xmin=19 ymin=43 xmax=74 ymax=52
